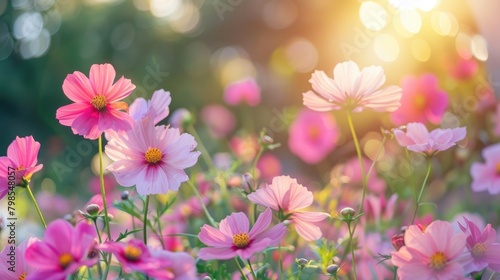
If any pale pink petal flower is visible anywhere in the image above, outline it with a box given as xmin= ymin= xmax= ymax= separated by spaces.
xmin=391 ymin=220 xmax=469 ymax=280
xmin=470 ymin=143 xmax=500 ymax=195
xmin=105 ymin=115 xmax=200 ymax=195
xmin=224 ymin=78 xmax=261 ymax=106
xmin=198 ymin=208 xmax=286 ymax=260
xmin=394 ymin=122 xmax=466 ymax=156
xmin=247 ymin=176 xmax=329 ymax=241
xmin=459 ymin=217 xmax=500 ymax=273
xmin=56 ymin=64 xmax=135 ymax=139
xmin=303 ymin=61 xmax=402 ymax=112
xmin=288 ymin=108 xmax=339 ymax=164
xmin=25 ymin=220 xmax=98 ymax=279
xmin=0 ymin=237 xmax=40 ymax=279
xmin=0 ymin=136 xmax=43 ymax=199
xmin=391 ymin=74 xmax=449 ymax=125
xmin=149 ymin=250 xmax=197 ymax=280
xmin=129 ymin=89 xmax=172 ymax=124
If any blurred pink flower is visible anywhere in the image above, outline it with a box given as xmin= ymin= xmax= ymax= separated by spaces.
xmin=198 ymin=208 xmax=286 ymax=260
xmin=106 ymin=115 xmax=200 ymax=195
xmin=451 ymin=57 xmax=479 ymax=80
xmin=288 ymin=108 xmax=339 ymax=164
xmin=357 ymin=232 xmax=394 ymax=280
xmin=229 ymin=135 xmax=259 ymax=163
xmin=247 ymin=176 xmax=330 ymax=241
xmin=149 ymin=250 xmax=197 ymax=280
xmin=200 ymin=104 xmax=236 ymax=139
xmin=99 ymin=239 xmax=170 ymax=277
xmin=0 ymin=237 xmax=39 ymax=279
xmin=224 ymin=78 xmax=261 ymax=106
xmin=470 ymin=144 xmax=500 ymax=194
xmin=340 ymin=157 xmax=386 ymax=194
xmin=89 ymin=174 xmax=117 ymax=194
xmin=391 ymin=74 xmax=449 ymax=125
xmin=458 ymin=217 xmax=500 ymax=273
xmin=0 ymin=136 xmax=43 ymax=199
xmin=129 ymin=89 xmax=171 ymax=124
xmin=394 ymin=122 xmax=466 ymax=156
xmin=363 ymin=193 xmax=397 ymax=226
xmin=303 ymin=61 xmax=402 ymax=112
xmin=56 ymin=64 xmax=135 ymax=139
xmin=391 ymin=220 xmax=467 ymax=280
xmin=257 ymin=153 xmax=282 ymax=180
xmin=25 ymin=220 xmax=98 ymax=280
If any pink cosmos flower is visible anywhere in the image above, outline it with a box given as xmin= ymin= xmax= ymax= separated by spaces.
xmin=303 ymin=60 xmax=402 ymax=112
xmin=0 ymin=237 xmax=39 ymax=279
xmin=99 ymin=239 xmax=170 ymax=277
xmin=0 ymin=136 xmax=43 ymax=199
xmin=129 ymin=89 xmax=171 ymax=124
xmin=224 ymin=78 xmax=261 ymax=106
xmin=391 ymin=74 xmax=449 ymax=125
xmin=247 ymin=176 xmax=330 ymax=241
xmin=451 ymin=57 xmax=479 ymax=80
xmin=229 ymin=135 xmax=259 ymax=163
xmin=105 ymin=115 xmax=200 ymax=195
xmin=149 ymin=250 xmax=197 ymax=280
xmin=200 ymin=104 xmax=236 ymax=139
xmin=392 ymin=220 xmax=468 ymax=280
xmin=56 ymin=63 xmax=135 ymax=139
xmin=459 ymin=217 xmax=500 ymax=273
xmin=25 ymin=220 xmax=98 ymax=280
xmin=394 ymin=122 xmax=466 ymax=156
xmin=470 ymin=144 xmax=500 ymax=194
xmin=257 ymin=153 xmax=282 ymax=180
xmin=198 ymin=208 xmax=286 ymax=260
xmin=288 ymin=108 xmax=339 ymax=164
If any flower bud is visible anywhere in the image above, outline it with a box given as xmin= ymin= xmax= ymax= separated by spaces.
xmin=170 ymin=108 xmax=192 ymax=130
xmin=242 ymin=172 xmax=254 ymax=192
xmin=340 ymin=207 xmax=355 ymax=220
xmin=261 ymin=134 xmax=274 ymax=145
xmin=86 ymin=204 xmax=100 ymax=216
xmin=296 ymin=258 xmax=308 ymax=267
xmin=391 ymin=233 xmax=405 ymax=251
xmin=121 ymin=190 xmax=129 ymax=200
xmin=201 ymin=276 xmax=212 ymax=280
xmin=326 ymin=264 xmax=339 ymax=275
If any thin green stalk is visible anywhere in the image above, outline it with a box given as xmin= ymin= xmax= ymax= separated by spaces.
xmin=93 ymin=220 xmax=102 ymax=244
xmin=247 ymin=259 xmax=258 ymax=280
xmin=187 ymin=124 xmax=215 ymax=171
xmin=488 ymin=272 xmax=497 ymax=280
xmin=187 ymin=181 xmax=217 ymax=227
xmin=346 ymin=111 xmax=367 ymax=216
xmin=297 ymin=268 xmax=303 ymax=280
xmin=365 ymin=135 xmax=387 ymax=181
xmin=98 ymin=136 xmax=112 ymax=280
xmin=234 ymin=258 xmax=249 ymax=280
xmin=411 ymin=158 xmax=432 ymax=224
xmin=347 ymin=221 xmax=357 ymax=280
xmin=156 ymin=200 xmax=166 ymax=249
xmin=143 ymin=195 xmax=150 ymax=244
xmin=26 ymin=184 xmax=47 ymax=228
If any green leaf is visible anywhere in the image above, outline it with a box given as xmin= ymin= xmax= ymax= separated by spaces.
xmin=116 ymin=228 xmax=143 ymax=242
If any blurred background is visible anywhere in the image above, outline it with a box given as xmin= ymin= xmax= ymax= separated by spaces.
xmin=0 ymin=0 xmax=497 ymax=227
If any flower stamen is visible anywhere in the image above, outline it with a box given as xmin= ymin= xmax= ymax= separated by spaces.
xmin=472 ymin=243 xmax=487 ymax=257
xmin=124 ymin=244 xmax=142 ymax=261
xmin=145 ymin=148 xmax=162 ymax=164
xmin=429 ymin=252 xmax=447 ymax=271
xmin=19 ymin=272 xmax=27 ymax=280
xmin=91 ymin=95 xmax=108 ymax=110
xmin=59 ymin=253 xmax=73 ymax=269
xmin=232 ymin=233 xmax=250 ymax=248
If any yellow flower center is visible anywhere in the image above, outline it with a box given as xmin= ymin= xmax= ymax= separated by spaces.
xmin=496 ymin=162 xmax=500 ymax=175
xmin=413 ymin=94 xmax=427 ymax=110
xmin=232 ymin=233 xmax=250 ymax=248
xmin=429 ymin=252 xmax=447 ymax=271
xmin=59 ymin=253 xmax=73 ymax=269
xmin=472 ymin=243 xmax=487 ymax=257
xmin=124 ymin=244 xmax=142 ymax=261
xmin=19 ymin=272 xmax=27 ymax=280
xmin=145 ymin=148 xmax=162 ymax=164
xmin=91 ymin=95 xmax=108 ymax=110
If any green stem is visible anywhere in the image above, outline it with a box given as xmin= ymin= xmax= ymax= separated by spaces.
xmin=187 ymin=181 xmax=217 ymax=227
xmin=234 ymin=258 xmax=249 ymax=280
xmin=247 ymin=259 xmax=258 ymax=280
xmin=187 ymin=124 xmax=215 ymax=171
xmin=365 ymin=135 xmax=387 ymax=181
xmin=488 ymin=272 xmax=497 ymax=280
xmin=411 ymin=158 xmax=432 ymax=224
xmin=93 ymin=220 xmax=102 ymax=244
xmin=347 ymin=221 xmax=357 ymax=280
xmin=297 ymin=269 xmax=303 ymax=280
xmin=26 ymin=184 xmax=47 ymax=228
xmin=346 ymin=111 xmax=367 ymax=217
xmin=156 ymin=200 xmax=166 ymax=249
xmin=143 ymin=195 xmax=150 ymax=244
xmin=98 ymin=136 xmax=112 ymax=280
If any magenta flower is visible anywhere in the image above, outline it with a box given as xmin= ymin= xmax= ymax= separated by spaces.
xmin=288 ymin=108 xmax=339 ymax=164
xmin=149 ymin=250 xmax=197 ymax=280
xmin=224 ymin=78 xmax=261 ymax=106
xmin=392 ymin=220 xmax=468 ymax=280
xmin=394 ymin=122 xmax=466 ymax=156
xmin=99 ymin=239 xmax=167 ymax=276
xmin=0 ymin=136 xmax=43 ymax=199
xmin=198 ymin=208 xmax=286 ymax=260
xmin=200 ymin=104 xmax=236 ymax=139
xmin=56 ymin=63 xmax=135 ymax=139
xmin=303 ymin=61 xmax=402 ymax=112
xmin=451 ymin=57 xmax=478 ymax=80
xmin=470 ymin=144 xmax=500 ymax=194
xmin=247 ymin=176 xmax=330 ymax=241
xmin=25 ymin=220 xmax=98 ymax=280
xmin=0 ymin=237 xmax=39 ymax=279
xmin=129 ymin=89 xmax=171 ymax=124
xmin=391 ymin=74 xmax=449 ymax=125
xmin=105 ymin=115 xmax=200 ymax=195
xmin=459 ymin=217 xmax=500 ymax=273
